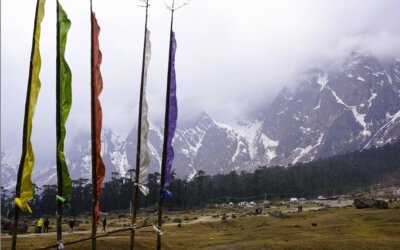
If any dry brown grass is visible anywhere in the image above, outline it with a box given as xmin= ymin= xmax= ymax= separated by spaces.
xmin=2 ymin=207 xmax=400 ymax=249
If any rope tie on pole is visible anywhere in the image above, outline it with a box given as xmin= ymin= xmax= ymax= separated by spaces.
xmin=56 ymin=195 xmax=71 ymax=210
xmin=152 ymin=225 xmax=163 ymax=236
xmin=161 ymin=188 xmax=172 ymax=201
xmin=56 ymin=240 xmax=65 ymax=250
xmin=134 ymin=182 xmax=150 ymax=196
xmin=14 ymin=197 xmax=33 ymax=214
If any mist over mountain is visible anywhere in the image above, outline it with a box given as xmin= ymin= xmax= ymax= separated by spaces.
xmin=2 ymin=52 xmax=400 ymax=188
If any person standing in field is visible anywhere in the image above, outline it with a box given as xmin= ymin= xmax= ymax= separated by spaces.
xmin=43 ymin=217 xmax=50 ymax=233
xmin=8 ymin=219 xmax=16 ymax=235
xmin=69 ymin=218 xmax=75 ymax=233
xmin=37 ymin=217 xmax=44 ymax=233
xmin=102 ymin=217 xmax=107 ymax=232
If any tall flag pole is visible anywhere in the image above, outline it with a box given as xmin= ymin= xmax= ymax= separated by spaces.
xmin=90 ymin=0 xmax=106 ymax=249
xmin=56 ymin=0 xmax=73 ymax=244
xmin=11 ymin=1 xmax=46 ymax=249
xmin=157 ymin=0 xmax=188 ymax=248
xmin=131 ymin=0 xmax=151 ymax=249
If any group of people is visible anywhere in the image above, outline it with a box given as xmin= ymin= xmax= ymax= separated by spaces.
xmin=36 ymin=217 xmax=71 ymax=233
xmin=36 ymin=217 xmax=50 ymax=233
xmin=36 ymin=217 xmax=107 ymax=233
xmin=7 ymin=216 xmax=108 ymax=235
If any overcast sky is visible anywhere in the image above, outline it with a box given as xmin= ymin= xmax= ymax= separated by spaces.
xmin=2 ymin=0 xmax=400 ymax=161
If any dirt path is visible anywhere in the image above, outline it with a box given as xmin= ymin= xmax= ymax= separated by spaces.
xmin=1 ymin=215 xmax=217 ymax=239
xmin=1 ymin=214 xmax=271 ymax=240
xmin=1 ymin=230 xmax=103 ymax=238
xmin=171 ymin=215 xmax=220 ymax=225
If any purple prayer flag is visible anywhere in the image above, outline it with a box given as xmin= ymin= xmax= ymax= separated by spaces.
xmin=164 ymin=32 xmax=178 ymax=187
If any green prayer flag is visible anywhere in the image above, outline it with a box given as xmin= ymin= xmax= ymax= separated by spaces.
xmin=57 ymin=3 xmax=72 ymax=199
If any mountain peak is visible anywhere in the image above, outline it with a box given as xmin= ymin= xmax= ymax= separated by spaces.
xmin=180 ymin=111 xmax=214 ymax=130
xmin=343 ymin=51 xmax=381 ymax=71
xmin=199 ymin=111 xmax=213 ymax=122
xmin=278 ymin=86 xmax=294 ymax=100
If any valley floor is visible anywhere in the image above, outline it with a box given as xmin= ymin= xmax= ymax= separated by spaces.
xmin=1 ymin=206 xmax=400 ymax=249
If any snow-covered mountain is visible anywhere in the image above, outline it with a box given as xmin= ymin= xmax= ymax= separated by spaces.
xmin=2 ymin=53 xmax=400 ymax=187
xmin=260 ymin=53 xmax=400 ymax=165
xmin=1 ymin=150 xmax=19 ymax=189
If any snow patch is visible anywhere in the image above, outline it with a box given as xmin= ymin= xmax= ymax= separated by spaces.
xmin=1 ymin=150 xmax=19 ymax=167
xmin=214 ymin=122 xmax=231 ymax=130
xmin=316 ymin=73 xmax=329 ymax=91
xmin=328 ymin=86 xmax=347 ymax=106
xmin=266 ymin=149 xmax=277 ymax=160
xmin=276 ymin=108 xmax=287 ymax=115
xmin=185 ymin=124 xmax=211 ymax=158
xmin=81 ymin=155 xmax=92 ymax=180
xmin=148 ymin=143 xmax=161 ymax=168
xmin=284 ymin=96 xmax=293 ymax=101
xmin=387 ymin=110 xmax=400 ymax=120
xmin=367 ymin=92 xmax=377 ymax=108
xmin=292 ymin=133 xmax=324 ymax=164
xmin=357 ymin=76 xmax=365 ymax=82
xmin=365 ymin=110 xmax=400 ymax=148
xmin=364 ymin=66 xmax=373 ymax=71
xmin=313 ymin=99 xmax=321 ymax=110
xmin=152 ymin=125 xmax=164 ymax=141
xmin=373 ymin=71 xmax=385 ymax=77
xmin=327 ymin=86 xmax=371 ymax=137
xmin=386 ymin=71 xmax=393 ymax=85
xmin=259 ymin=134 xmax=279 ymax=160
xmin=260 ymin=134 xmax=279 ymax=147
xmin=232 ymin=141 xmax=245 ymax=163
xmin=350 ymin=107 xmax=370 ymax=137
xmin=300 ymin=127 xmax=312 ymax=134
xmin=187 ymin=169 xmax=197 ymax=181
xmin=110 ymin=132 xmax=129 ymax=177
xmin=231 ymin=121 xmax=263 ymax=159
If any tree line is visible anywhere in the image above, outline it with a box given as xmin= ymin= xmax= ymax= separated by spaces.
xmin=2 ymin=141 xmax=400 ymax=218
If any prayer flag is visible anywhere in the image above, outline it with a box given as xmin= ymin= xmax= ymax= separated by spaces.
xmin=57 ymin=3 xmax=72 ymax=200
xmin=92 ymin=12 xmax=105 ymax=225
xmin=15 ymin=0 xmax=46 ymax=214
xmin=138 ymin=28 xmax=152 ymax=191
xmin=164 ymin=32 xmax=178 ymax=188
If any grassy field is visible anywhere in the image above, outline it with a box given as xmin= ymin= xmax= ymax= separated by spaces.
xmin=2 ymin=206 xmax=400 ymax=249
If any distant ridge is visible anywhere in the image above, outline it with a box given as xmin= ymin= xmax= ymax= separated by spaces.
xmin=2 ymin=53 xmax=400 ymax=187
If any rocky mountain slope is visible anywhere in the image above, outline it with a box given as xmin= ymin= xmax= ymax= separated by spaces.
xmin=2 ymin=53 xmax=400 ymax=187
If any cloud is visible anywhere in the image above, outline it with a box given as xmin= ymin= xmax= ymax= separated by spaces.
xmin=332 ymin=32 xmax=400 ymax=62
xmin=2 ymin=0 xmax=400 ymax=163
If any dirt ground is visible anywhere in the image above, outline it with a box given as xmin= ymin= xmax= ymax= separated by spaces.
xmin=2 ymin=205 xmax=400 ymax=249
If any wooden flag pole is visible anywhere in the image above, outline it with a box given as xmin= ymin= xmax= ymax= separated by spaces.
xmin=90 ymin=1 xmax=98 ymax=249
xmin=156 ymin=1 xmax=189 ymax=248
xmin=157 ymin=1 xmax=175 ymax=249
xmin=131 ymin=1 xmax=150 ymax=249
xmin=55 ymin=0 xmax=64 ymax=244
xmin=11 ymin=2 xmax=41 ymax=248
